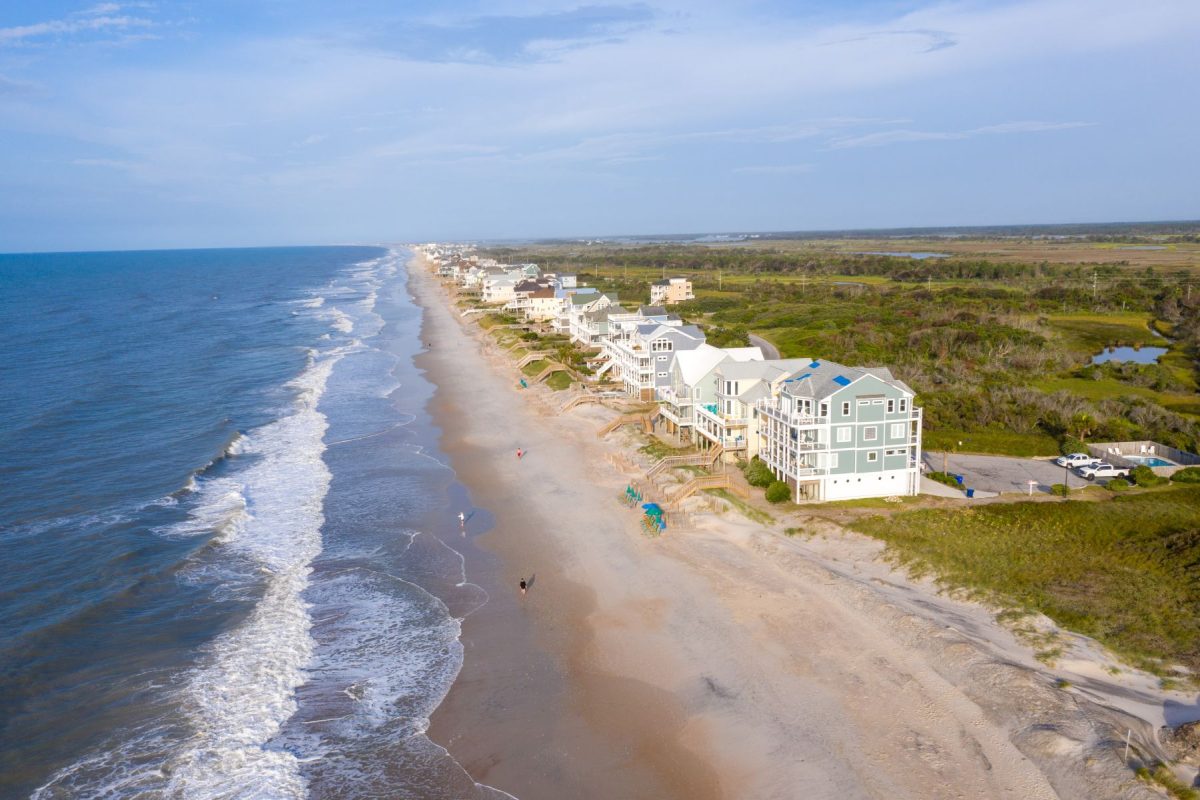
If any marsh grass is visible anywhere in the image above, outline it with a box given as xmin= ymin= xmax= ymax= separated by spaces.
xmin=852 ymin=487 xmax=1200 ymax=675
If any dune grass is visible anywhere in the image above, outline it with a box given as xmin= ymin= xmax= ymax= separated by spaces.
xmin=852 ymin=487 xmax=1200 ymax=675
xmin=520 ymin=359 xmax=547 ymax=377
xmin=545 ymin=370 xmax=572 ymax=390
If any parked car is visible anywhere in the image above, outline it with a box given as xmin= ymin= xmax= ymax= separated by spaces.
xmin=1055 ymin=452 xmax=1098 ymax=468
xmin=1077 ymin=462 xmax=1130 ymax=481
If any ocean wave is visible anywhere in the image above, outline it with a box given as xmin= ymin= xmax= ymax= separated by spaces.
xmin=34 ymin=339 xmax=347 ymax=799
xmin=159 ymin=351 xmax=339 ymax=797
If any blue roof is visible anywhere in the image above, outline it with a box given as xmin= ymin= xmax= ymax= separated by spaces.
xmin=792 ymin=372 xmax=812 ymax=382
xmin=832 ymin=375 xmax=852 ymax=386
xmin=809 ymin=361 xmax=820 ymax=368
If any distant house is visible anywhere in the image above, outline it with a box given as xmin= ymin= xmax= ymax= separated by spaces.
xmin=649 ymin=277 xmax=694 ymax=306
xmin=756 ymin=360 xmax=922 ymax=501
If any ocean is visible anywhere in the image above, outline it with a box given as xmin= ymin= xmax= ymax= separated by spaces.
xmin=0 ymin=247 xmax=506 ymax=798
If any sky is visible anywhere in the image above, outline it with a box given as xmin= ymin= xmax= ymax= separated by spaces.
xmin=0 ymin=0 xmax=1197 ymax=251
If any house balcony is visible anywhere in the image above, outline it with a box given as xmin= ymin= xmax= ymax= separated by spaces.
xmin=754 ymin=398 xmax=828 ymax=428
xmin=658 ymin=403 xmax=692 ymax=427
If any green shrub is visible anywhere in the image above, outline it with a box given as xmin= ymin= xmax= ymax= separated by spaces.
xmin=927 ymin=471 xmax=963 ymax=489
xmin=743 ymin=457 xmax=775 ymax=488
xmin=765 ymin=481 xmax=791 ymax=503
xmin=1050 ymin=483 xmax=1070 ymax=497
xmin=1171 ymin=467 xmax=1200 ymax=483
xmin=1060 ymin=436 xmax=1088 ymax=456
xmin=1106 ymin=477 xmax=1131 ymax=492
xmin=1131 ymin=465 xmax=1167 ymax=488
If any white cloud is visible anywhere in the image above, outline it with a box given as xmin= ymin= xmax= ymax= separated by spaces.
xmin=829 ymin=120 xmax=1095 ymax=149
xmin=0 ymin=5 xmax=155 ymax=45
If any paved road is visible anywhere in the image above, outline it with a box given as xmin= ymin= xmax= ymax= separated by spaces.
xmin=748 ymin=333 xmax=780 ymax=359
xmin=924 ymin=452 xmax=1093 ymax=494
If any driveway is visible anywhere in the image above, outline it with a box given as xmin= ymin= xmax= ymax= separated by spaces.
xmin=924 ymin=452 xmax=1092 ymax=495
xmin=748 ymin=333 xmax=780 ymax=360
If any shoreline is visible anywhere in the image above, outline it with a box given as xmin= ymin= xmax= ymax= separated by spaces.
xmin=407 ymin=252 xmax=1173 ymax=800
xmin=412 ymin=258 xmax=723 ymax=799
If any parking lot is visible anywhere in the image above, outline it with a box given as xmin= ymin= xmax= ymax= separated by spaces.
xmin=923 ymin=452 xmax=1095 ymax=495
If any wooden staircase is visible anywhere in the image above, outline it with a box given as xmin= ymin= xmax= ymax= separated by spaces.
xmin=560 ymin=393 xmax=603 ymax=413
xmin=597 ymin=412 xmax=654 ymax=438
xmin=645 ymin=444 xmax=724 ymax=478
xmin=664 ymin=472 xmax=749 ymax=510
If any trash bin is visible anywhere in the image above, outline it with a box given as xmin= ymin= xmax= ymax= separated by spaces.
xmin=955 ymin=474 xmax=964 ymax=485
xmin=966 ymin=488 xmax=975 ymax=498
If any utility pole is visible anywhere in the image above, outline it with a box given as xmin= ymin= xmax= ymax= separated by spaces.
xmin=718 ymin=270 xmax=723 ymax=290
xmin=1092 ymin=270 xmax=1098 ymax=302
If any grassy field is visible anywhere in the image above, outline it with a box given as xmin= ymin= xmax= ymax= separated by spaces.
xmin=1042 ymin=313 xmax=1163 ymax=350
xmin=923 ymin=428 xmax=1061 ymax=457
xmin=852 ymin=487 xmax=1200 ymax=675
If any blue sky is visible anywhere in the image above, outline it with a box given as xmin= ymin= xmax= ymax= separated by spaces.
xmin=0 ymin=1 xmax=1197 ymax=251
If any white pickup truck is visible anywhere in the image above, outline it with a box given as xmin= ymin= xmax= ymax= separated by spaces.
xmin=1055 ymin=452 xmax=1098 ymax=468
xmin=1077 ymin=462 xmax=1130 ymax=481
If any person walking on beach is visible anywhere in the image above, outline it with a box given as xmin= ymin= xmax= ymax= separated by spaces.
xmin=458 ymin=511 xmax=465 ymax=528
xmin=516 ymin=448 xmax=523 ymax=459
xmin=519 ymin=578 xmax=527 ymax=595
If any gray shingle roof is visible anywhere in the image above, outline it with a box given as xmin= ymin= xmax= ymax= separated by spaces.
xmin=780 ymin=360 xmax=911 ymax=399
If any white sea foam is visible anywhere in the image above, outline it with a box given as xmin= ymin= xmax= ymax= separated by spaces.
xmin=299 ymin=296 xmax=325 ymax=309
xmin=328 ymin=308 xmax=354 ymax=334
xmin=158 ymin=350 xmax=340 ymax=798
xmin=31 ymin=254 xmax=428 ymax=799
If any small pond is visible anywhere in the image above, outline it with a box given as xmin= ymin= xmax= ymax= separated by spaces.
xmin=1091 ymin=345 xmax=1168 ymax=365
xmin=856 ymin=251 xmax=949 ymax=259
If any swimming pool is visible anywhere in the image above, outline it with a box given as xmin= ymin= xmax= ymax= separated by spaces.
xmin=1125 ymin=456 xmax=1174 ymax=467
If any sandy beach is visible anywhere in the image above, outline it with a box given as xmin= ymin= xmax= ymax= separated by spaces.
xmin=410 ymin=255 xmax=1171 ymax=800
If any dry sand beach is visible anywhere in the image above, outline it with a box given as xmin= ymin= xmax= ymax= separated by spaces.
xmin=409 ymin=254 xmax=1178 ymax=800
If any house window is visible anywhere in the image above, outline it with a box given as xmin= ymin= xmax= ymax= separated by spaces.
xmin=841 ymin=401 xmax=850 ymax=416
xmin=863 ymin=426 xmax=878 ymax=441
xmin=827 ymin=453 xmax=839 ymax=469
xmin=872 ymin=399 xmax=883 ymax=406
xmin=820 ymin=402 xmax=828 ymax=417
xmin=890 ymin=423 xmax=905 ymax=439
xmin=886 ymin=399 xmax=895 ymax=413
xmin=867 ymin=451 xmax=878 ymax=463
xmin=836 ymin=426 xmax=851 ymax=443
xmin=657 ymin=355 xmax=667 ymax=361
xmin=899 ymin=398 xmax=908 ymax=412
xmin=858 ymin=399 xmax=870 ymax=406
xmin=657 ymin=372 xmax=667 ymax=378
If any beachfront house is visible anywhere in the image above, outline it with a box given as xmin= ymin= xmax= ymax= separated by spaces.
xmin=658 ymin=344 xmax=764 ymax=441
xmin=568 ymin=294 xmax=621 ymax=346
xmin=692 ymin=358 xmax=813 ymax=457
xmin=756 ymin=360 xmax=922 ymax=502
xmin=649 ymin=276 xmax=695 ymax=306
xmin=601 ymin=321 xmax=707 ymax=400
